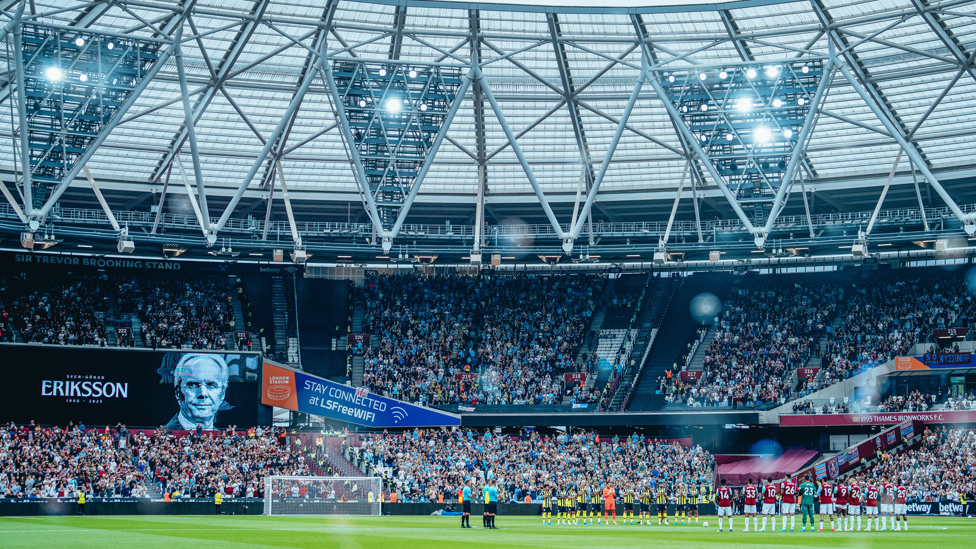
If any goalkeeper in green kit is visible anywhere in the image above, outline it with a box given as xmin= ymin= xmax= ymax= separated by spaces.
xmin=798 ymin=474 xmax=817 ymax=531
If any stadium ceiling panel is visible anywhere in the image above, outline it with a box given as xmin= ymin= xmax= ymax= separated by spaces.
xmin=1 ymin=0 xmax=976 ymax=258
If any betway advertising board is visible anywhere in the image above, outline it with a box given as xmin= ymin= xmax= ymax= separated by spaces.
xmin=262 ymin=361 xmax=460 ymax=428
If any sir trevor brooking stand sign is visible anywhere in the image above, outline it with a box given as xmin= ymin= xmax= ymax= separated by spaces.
xmin=261 ymin=361 xmax=460 ymax=428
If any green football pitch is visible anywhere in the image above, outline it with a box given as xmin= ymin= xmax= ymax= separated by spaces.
xmin=0 ymin=515 xmax=971 ymax=548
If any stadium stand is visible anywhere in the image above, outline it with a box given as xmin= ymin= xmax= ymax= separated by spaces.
xmin=349 ymin=429 xmax=714 ymax=503
xmin=0 ymin=271 xmax=255 ymax=351
xmin=1 ymin=272 xmax=110 ymax=346
xmin=648 ymin=269 xmax=974 ymax=412
xmin=359 ymin=274 xmax=604 ymax=406
xmin=868 ymin=427 xmax=976 ymax=502
xmin=0 ymin=422 xmax=303 ymax=499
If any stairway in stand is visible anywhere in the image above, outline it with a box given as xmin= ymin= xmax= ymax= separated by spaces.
xmin=130 ymin=315 xmax=144 ymax=347
xmin=563 ymin=279 xmax=616 ymax=404
xmin=271 ymin=277 xmax=288 ymax=363
xmin=609 ymin=275 xmax=680 ymax=411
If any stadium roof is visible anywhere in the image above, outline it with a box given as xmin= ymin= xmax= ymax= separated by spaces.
xmin=2 ymin=0 xmax=976 ymax=264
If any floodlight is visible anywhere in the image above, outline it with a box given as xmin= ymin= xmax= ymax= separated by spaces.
xmin=783 ymin=128 xmax=793 ymax=139
xmin=746 ymin=68 xmax=757 ymax=79
xmin=699 ymin=72 xmax=707 ymax=80
xmin=801 ymin=65 xmax=810 ymax=74
xmin=668 ymin=75 xmax=675 ymax=83
xmin=700 ymin=104 xmax=708 ymax=111
xmin=79 ymin=73 xmax=88 ymax=82
xmin=765 ymin=66 xmax=780 ymax=78
xmin=772 ymin=98 xmax=783 ymax=108
xmin=797 ymin=97 xmax=806 ymax=106
xmin=408 ymin=69 xmax=417 ymax=78
xmin=379 ymin=68 xmax=387 ymax=77
xmin=107 ymin=41 xmax=114 ymax=50
xmin=725 ymin=133 xmax=733 ymax=141
xmin=754 ymin=127 xmax=771 ymax=142
xmin=359 ymin=99 xmax=367 ymax=107
xmin=700 ymin=134 xmax=708 ymax=142
xmin=45 ymin=67 xmax=63 ymax=81
xmin=420 ymin=103 xmax=428 ymax=111
xmin=385 ymin=99 xmax=402 ymax=113
xmin=735 ymin=98 xmax=752 ymax=112
xmin=719 ymin=71 xmax=728 ymax=79
xmin=75 ymin=37 xmax=85 ymax=47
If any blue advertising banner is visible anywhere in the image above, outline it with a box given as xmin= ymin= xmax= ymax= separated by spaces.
xmin=262 ymin=361 xmax=460 ymax=428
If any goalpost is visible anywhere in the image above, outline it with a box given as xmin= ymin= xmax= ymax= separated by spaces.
xmin=264 ymin=475 xmax=383 ymax=516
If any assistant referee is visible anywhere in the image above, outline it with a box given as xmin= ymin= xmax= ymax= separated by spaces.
xmin=461 ymin=480 xmax=473 ymax=529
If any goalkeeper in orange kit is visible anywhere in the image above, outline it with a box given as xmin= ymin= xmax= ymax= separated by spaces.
xmin=602 ymin=483 xmax=618 ymax=525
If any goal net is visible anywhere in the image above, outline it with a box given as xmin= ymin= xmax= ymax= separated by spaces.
xmin=264 ymin=476 xmax=383 ymax=516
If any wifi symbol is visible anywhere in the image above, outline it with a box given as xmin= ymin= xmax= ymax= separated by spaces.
xmin=391 ymin=407 xmax=409 ymax=423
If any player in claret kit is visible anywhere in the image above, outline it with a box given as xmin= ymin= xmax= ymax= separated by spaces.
xmin=743 ymin=478 xmax=758 ymax=532
xmin=835 ymin=480 xmax=849 ymax=531
xmin=760 ymin=476 xmax=777 ymax=532
xmin=880 ymin=476 xmax=896 ymax=531
xmin=847 ymin=478 xmax=863 ymax=531
xmin=894 ymin=477 xmax=909 ymax=531
xmin=716 ymin=478 xmax=734 ymax=532
xmin=817 ymin=478 xmax=836 ymax=532
xmin=780 ymin=473 xmax=797 ymax=531
xmin=865 ymin=480 xmax=880 ymax=531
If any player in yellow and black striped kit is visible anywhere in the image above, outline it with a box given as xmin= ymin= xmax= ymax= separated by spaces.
xmin=557 ymin=487 xmax=569 ymax=524
xmin=594 ymin=484 xmax=605 ymax=525
xmin=576 ymin=488 xmax=587 ymax=525
xmin=687 ymin=484 xmax=700 ymax=525
xmin=623 ymin=489 xmax=636 ymax=524
xmin=542 ymin=488 xmax=553 ymax=525
xmin=567 ymin=486 xmax=577 ymax=525
xmin=656 ymin=485 xmax=669 ymax=525
xmin=676 ymin=487 xmax=687 ymax=525
xmin=639 ymin=487 xmax=652 ymax=524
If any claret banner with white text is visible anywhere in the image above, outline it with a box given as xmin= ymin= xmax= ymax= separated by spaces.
xmin=261 ymin=361 xmax=460 ymax=428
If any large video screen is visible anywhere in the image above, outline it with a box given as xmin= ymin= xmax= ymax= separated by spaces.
xmin=0 ymin=345 xmax=260 ymax=428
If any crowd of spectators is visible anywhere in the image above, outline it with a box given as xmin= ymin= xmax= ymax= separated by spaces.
xmin=361 ymin=274 xmax=604 ymax=406
xmin=944 ymin=393 xmax=976 ymax=411
xmin=670 ymin=273 xmax=976 ymax=410
xmin=1 ymin=273 xmax=110 ymax=346
xmin=820 ymin=280 xmax=918 ymax=386
xmin=123 ymin=277 xmax=236 ymax=350
xmin=0 ymin=271 xmax=243 ymax=351
xmin=677 ymin=284 xmax=838 ymax=407
xmin=0 ymin=422 xmax=305 ymax=500
xmin=351 ymin=428 xmax=714 ymax=503
xmin=878 ymin=391 xmax=938 ymax=412
xmin=790 ymin=400 xmax=852 ymax=414
xmin=869 ymin=427 xmax=976 ymax=502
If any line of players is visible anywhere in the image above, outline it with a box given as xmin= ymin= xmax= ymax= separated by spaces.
xmin=714 ymin=473 xmax=911 ymax=532
xmin=541 ymin=482 xmax=710 ymax=526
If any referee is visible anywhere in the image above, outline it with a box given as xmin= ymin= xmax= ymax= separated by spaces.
xmin=461 ymin=480 xmax=473 ymax=528
xmin=484 ymin=479 xmax=499 ymax=529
